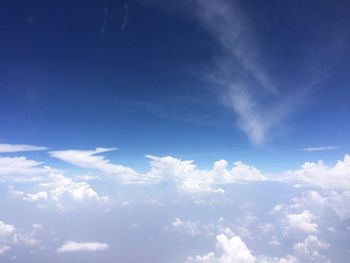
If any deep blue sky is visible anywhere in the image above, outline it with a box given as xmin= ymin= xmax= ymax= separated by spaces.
xmin=1 ymin=0 xmax=350 ymax=170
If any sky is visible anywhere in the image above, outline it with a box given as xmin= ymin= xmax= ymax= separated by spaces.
xmin=0 ymin=0 xmax=350 ymax=262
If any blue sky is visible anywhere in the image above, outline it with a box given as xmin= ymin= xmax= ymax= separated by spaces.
xmin=0 ymin=0 xmax=350 ymax=262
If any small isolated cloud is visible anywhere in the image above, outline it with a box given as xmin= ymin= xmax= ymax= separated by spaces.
xmin=286 ymin=210 xmax=318 ymax=234
xmin=0 ymin=245 xmax=11 ymax=255
xmin=0 ymin=221 xmax=16 ymax=239
xmin=0 ymin=143 xmax=48 ymax=153
xmin=57 ymin=241 xmax=109 ymax=253
xmin=187 ymin=232 xmax=256 ymax=263
xmin=302 ymin=146 xmax=339 ymax=152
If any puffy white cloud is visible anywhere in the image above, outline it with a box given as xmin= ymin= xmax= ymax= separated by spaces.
xmin=280 ymin=154 xmax=350 ymax=190
xmin=0 ymin=220 xmax=43 ymax=255
xmin=286 ymin=210 xmax=318 ymax=234
xmin=0 ymin=221 xmax=16 ymax=239
xmin=40 ymin=173 xmax=102 ymax=202
xmin=57 ymin=241 xmax=109 ymax=253
xmin=146 ymin=155 xmax=264 ymax=194
xmin=10 ymin=171 xmax=108 ymax=209
xmin=293 ymin=235 xmax=330 ymax=263
xmin=290 ymin=190 xmax=350 ymax=221
xmin=13 ymin=232 xmax=40 ymax=246
xmin=0 ymin=144 xmax=47 ymax=153
xmin=187 ymin=232 xmax=256 ymax=263
xmin=187 ymin=230 xmax=331 ymax=263
xmin=324 ymin=191 xmax=350 ymax=220
xmin=23 ymin=191 xmax=48 ymax=202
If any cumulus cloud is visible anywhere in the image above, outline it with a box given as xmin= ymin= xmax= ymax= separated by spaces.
xmin=0 ymin=143 xmax=48 ymax=153
xmin=286 ymin=210 xmax=318 ymax=234
xmin=293 ymin=235 xmax=330 ymax=263
xmin=187 ymin=232 xmax=256 ymax=263
xmin=290 ymin=190 xmax=350 ymax=221
xmin=0 ymin=221 xmax=16 ymax=239
xmin=57 ymin=241 xmax=109 ymax=253
xmin=279 ymin=154 xmax=350 ymax=190
xmin=40 ymin=173 xmax=102 ymax=203
xmin=146 ymin=155 xmax=264 ymax=193
xmin=0 ymin=220 xmax=44 ymax=255
xmin=9 ymin=170 xmax=108 ymax=210
xmin=23 ymin=191 xmax=48 ymax=202
xmin=187 ymin=229 xmax=331 ymax=263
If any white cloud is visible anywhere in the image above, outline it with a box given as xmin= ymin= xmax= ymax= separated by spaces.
xmin=171 ymin=218 xmax=201 ymax=236
xmin=146 ymin=155 xmax=264 ymax=194
xmin=0 ymin=144 xmax=48 ymax=153
xmin=286 ymin=210 xmax=318 ymax=234
xmin=291 ymin=190 xmax=350 ymax=221
xmin=302 ymin=146 xmax=339 ymax=152
xmin=13 ymin=232 xmax=40 ymax=246
xmin=57 ymin=241 xmax=108 ymax=253
xmin=279 ymin=154 xmax=350 ymax=190
xmin=187 ymin=232 xmax=256 ymax=263
xmin=10 ymin=171 xmax=108 ymax=209
xmin=293 ymin=235 xmax=330 ymax=263
xmin=23 ymin=191 xmax=48 ymax=202
xmin=40 ymin=173 xmax=101 ymax=202
xmin=0 ymin=220 xmax=43 ymax=255
xmin=192 ymin=0 xmax=298 ymax=144
xmin=49 ymin=148 xmax=160 ymax=184
xmin=49 ymin=149 xmax=264 ymax=194
xmin=258 ymin=255 xmax=298 ymax=263
xmin=0 ymin=221 xmax=16 ymax=239
xmin=0 ymin=245 xmax=11 ymax=255
xmin=0 ymin=156 xmax=47 ymax=180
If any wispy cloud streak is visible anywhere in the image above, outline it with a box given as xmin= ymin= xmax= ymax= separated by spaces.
xmin=121 ymin=2 xmax=129 ymax=32
xmin=302 ymin=146 xmax=340 ymax=152
xmin=0 ymin=144 xmax=47 ymax=153
xmin=192 ymin=0 xmax=301 ymax=144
